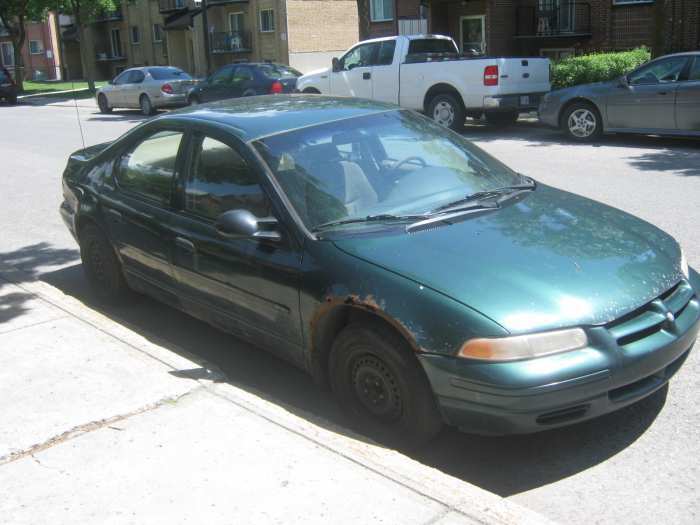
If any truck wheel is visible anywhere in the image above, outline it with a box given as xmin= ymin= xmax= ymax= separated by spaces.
xmin=485 ymin=111 xmax=519 ymax=127
xmin=329 ymin=322 xmax=443 ymax=448
xmin=427 ymin=94 xmax=465 ymax=131
xmin=562 ymin=102 xmax=602 ymax=142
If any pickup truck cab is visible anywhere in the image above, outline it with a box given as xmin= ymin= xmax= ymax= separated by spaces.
xmin=297 ymin=34 xmax=551 ymax=130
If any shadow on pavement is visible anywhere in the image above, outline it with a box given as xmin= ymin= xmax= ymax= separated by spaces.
xmin=0 ymin=242 xmax=667 ymax=496
xmin=86 ymin=110 xmax=150 ymax=123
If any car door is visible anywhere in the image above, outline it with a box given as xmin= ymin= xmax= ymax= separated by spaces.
xmin=230 ymin=65 xmax=257 ymax=97
xmin=675 ymin=56 xmax=700 ymax=132
xmin=106 ymin=70 xmax=130 ymax=106
xmin=330 ymin=42 xmax=377 ymax=99
xmin=100 ymin=127 xmax=185 ymax=299
xmin=606 ymin=56 xmax=690 ymax=130
xmin=201 ymin=65 xmax=234 ymax=102
xmin=121 ymin=69 xmax=146 ymax=108
xmin=370 ymin=40 xmax=398 ymax=104
xmin=169 ymin=129 xmax=304 ymax=364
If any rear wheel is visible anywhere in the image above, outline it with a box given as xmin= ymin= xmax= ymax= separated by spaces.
xmin=302 ymin=88 xmax=321 ymax=94
xmin=97 ymin=94 xmax=112 ymax=113
xmin=79 ymin=223 xmax=129 ymax=304
xmin=140 ymin=94 xmax=155 ymax=116
xmin=329 ymin=323 xmax=443 ymax=448
xmin=427 ymin=93 xmax=465 ymax=132
xmin=485 ymin=110 xmax=519 ymax=127
xmin=7 ymin=95 xmax=17 ymax=105
xmin=562 ymin=102 xmax=602 ymax=142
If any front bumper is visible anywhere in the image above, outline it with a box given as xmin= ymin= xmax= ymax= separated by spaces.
xmin=420 ymin=275 xmax=700 ymax=435
xmin=483 ymin=93 xmax=545 ymax=112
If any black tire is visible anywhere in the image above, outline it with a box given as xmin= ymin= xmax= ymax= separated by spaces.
xmin=329 ymin=322 xmax=443 ymax=448
xmin=97 ymin=94 xmax=112 ymax=114
xmin=188 ymin=95 xmax=200 ymax=106
xmin=427 ymin=93 xmax=466 ymax=132
xmin=79 ymin=223 xmax=129 ymax=304
xmin=485 ymin=111 xmax=519 ymax=127
xmin=302 ymin=88 xmax=321 ymax=94
xmin=561 ymin=101 xmax=602 ymax=142
xmin=140 ymin=94 xmax=155 ymax=116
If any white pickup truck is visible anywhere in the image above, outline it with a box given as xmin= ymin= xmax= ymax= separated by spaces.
xmin=296 ymin=34 xmax=551 ymax=130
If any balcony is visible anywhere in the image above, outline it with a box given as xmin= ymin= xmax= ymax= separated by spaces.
xmin=159 ymin=0 xmax=187 ymax=12
xmin=94 ymin=8 xmax=123 ymax=22
xmin=515 ymin=1 xmax=591 ymax=38
xmin=210 ymin=31 xmax=252 ymax=54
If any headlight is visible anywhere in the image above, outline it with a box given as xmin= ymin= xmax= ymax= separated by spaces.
xmin=458 ymin=328 xmax=588 ymax=361
xmin=680 ymin=248 xmax=689 ymax=280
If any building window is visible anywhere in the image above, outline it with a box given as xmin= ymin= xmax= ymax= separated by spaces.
xmin=370 ymin=0 xmax=394 ymax=22
xmin=131 ymin=25 xmax=140 ymax=44
xmin=153 ymin=24 xmax=163 ymax=43
xmin=259 ymin=9 xmax=275 ymax=32
xmin=29 ymin=40 xmax=44 ymax=55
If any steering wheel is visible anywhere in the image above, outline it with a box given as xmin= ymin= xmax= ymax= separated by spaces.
xmin=392 ymin=156 xmax=427 ymax=171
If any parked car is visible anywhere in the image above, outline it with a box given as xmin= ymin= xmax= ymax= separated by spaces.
xmin=0 ymin=66 xmax=18 ymax=105
xmin=296 ymin=34 xmax=551 ymax=130
xmin=97 ymin=66 xmax=195 ymax=116
xmin=540 ymin=51 xmax=700 ymax=141
xmin=60 ymin=95 xmax=699 ymax=446
xmin=187 ymin=63 xmax=300 ymax=104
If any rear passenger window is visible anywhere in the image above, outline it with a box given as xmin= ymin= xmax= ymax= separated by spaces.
xmin=375 ymin=41 xmax=396 ymax=66
xmin=117 ymin=131 xmax=183 ymax=204
xmin=185 ymin=136 xmax=269 ymax=220
xmin=689 ymin=58 xmax=700 ymax=81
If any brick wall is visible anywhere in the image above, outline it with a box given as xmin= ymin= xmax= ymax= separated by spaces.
xmin=287 ymin=0 xmax=359 ymax=53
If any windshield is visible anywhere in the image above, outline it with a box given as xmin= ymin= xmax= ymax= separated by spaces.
xmin=254 ymin=110 xmax=523 ymax=231
xmin=257 ymin=64 xmax=301 ymax=79
xmin=149 ymin=67 xmax=191 ymax=80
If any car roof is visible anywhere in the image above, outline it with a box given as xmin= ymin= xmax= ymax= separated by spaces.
xmin=159 ymin=94 xmax=398 ymax=142
xmin=359 ymin=34 xmax=454 ymax=45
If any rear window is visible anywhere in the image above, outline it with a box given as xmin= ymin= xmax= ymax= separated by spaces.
xmin=257 ymin=64 xmax=301 ymax=79
xmin=148 ymin=67 xmax=191 ymax=80
xmin=407 ymin=39 xmax=458 ymax=56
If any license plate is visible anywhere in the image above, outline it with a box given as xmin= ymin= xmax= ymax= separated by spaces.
xmin=520 ymin=95 xmax=530 ymax=106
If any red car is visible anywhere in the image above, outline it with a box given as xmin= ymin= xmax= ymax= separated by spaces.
xmin=0 ymin=66 xmax=18 ymax=105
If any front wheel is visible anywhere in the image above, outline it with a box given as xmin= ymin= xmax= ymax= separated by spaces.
xmin=427 ymin=93 xmax=465 ymax=132
xmin=97 ymin=94 xmax=112 ymax=113
xmin=329 ymin=323 xmax=443 ymax=448
xmin=562 ymin=102 xmax=602 ymax=142
xmin=79 ymin=224 xmax=129 ymax=304
xmin=140 ymin=94 xmax=155 ymax=116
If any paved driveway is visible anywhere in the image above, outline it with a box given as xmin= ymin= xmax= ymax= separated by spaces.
xmin=1 ymin=100 xmax=699 ymax=524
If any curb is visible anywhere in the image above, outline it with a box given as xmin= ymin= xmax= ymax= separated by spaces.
xmin=0 ymin=262 xmax=555 ymax=525
xmin=18 ymin=88 xmax=93 ymax=100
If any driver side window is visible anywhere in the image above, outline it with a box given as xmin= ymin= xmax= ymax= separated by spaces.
xmin=629 ymin=57 xmax=689 ymax=85
xmin=209 ymin=66 xmax=233 ymax=86
xmin=341 ymin=43 xmax=377 ymax=71
xmin=113 ymin=71 xmax=131 ymax=85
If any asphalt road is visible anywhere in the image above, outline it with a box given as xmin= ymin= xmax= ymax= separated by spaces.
xmin=1 ymin=99 xmax=699 ymax=524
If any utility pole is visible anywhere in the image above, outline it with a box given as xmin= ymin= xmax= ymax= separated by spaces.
xmin=201 ymin=0 xmax=211 ymax=75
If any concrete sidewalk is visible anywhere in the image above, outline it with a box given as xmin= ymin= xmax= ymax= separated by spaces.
xmin=0 ymin=263 xmax=552 ymax=525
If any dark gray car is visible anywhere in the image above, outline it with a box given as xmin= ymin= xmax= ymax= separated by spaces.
xmin=539 ymin=52 xmax=700 ymax=141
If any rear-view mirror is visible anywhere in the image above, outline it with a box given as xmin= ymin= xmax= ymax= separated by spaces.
xmin=332 ymin=57 xmax=341 ymax=73
xmin=215 ymin=209 xmax=281 ymax=242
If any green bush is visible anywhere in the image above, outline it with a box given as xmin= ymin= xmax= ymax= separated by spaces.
xmin=551 ymin=48 xmax=651 ymax=90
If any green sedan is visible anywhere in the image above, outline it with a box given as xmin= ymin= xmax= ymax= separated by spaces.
xmin=60 ymin=95 xmax=699 ymax=446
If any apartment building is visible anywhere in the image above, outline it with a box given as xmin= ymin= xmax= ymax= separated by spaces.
xmin=358 ymin=0 xmax=700 ymax=59
xmin=0 ymin=13 xmax=63 ymax=81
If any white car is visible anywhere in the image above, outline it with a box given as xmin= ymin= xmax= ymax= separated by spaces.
xmin=297 ymin=35 xmax=551 ymax=130
xmin=96 ymin=66 xmax=196 ymax=116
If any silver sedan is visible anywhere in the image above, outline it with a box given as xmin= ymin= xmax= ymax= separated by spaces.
xmin=96 ymin=66 xmax=195 ymax=116
xmin=539 ymin=51 xmax=700 ymax=141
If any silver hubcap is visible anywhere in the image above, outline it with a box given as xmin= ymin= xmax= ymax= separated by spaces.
xmin=433 ymin=101 xmax=455 ymax=127
xmin=568 ymin=108 xmax=597 ymax=138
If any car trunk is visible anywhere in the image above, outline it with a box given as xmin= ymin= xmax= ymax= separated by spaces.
xmin=495 ymin=57 xmax=550 ymax=95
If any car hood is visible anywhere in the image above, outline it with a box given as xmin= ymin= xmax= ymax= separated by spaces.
xmin=301 ymin=67 xmax=330 ymax=79
xmin=332 ymin=185 xmax=684 ymax=334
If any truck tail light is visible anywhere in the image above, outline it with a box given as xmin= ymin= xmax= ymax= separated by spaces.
xmin=270 ymin=81 xmax=284 ymax=94
xmin=161 ymin=83 xmax=174 ymax=94
xmin=483 ymin=65 xmax=499 ymax=86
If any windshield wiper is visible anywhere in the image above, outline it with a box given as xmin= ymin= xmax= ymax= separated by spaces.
xmin=430 ymin=179 xmax=535 ymax=214
xmin=312 ymin=213 xmax=427 ymax=232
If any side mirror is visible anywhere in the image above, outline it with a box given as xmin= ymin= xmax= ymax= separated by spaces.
xmin=215 ymin=209 xmax=281 ymax=242
xmin=332 ymin=57 xmax=341 ymax=73
xmin=108 ymin=79 xmax=115 ymax=85
xmin=619 ymin=75 xmax=629 ymax=87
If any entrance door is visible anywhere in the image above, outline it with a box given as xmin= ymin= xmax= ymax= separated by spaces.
xmin=460 ymin=15 xmax=485 ymax=56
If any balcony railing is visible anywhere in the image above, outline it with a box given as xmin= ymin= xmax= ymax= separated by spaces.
xmin=159 ymin=0 xmax=187 ymax=12
xmin=210 ymin=31 xmax=252 ymax=54
xmin=94 ymin=8 xmax=123 ymax=22
xmin=516 ymin=1 xmax=591 ymax=37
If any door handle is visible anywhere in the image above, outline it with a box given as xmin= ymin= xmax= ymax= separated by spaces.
xmin=175 ymin=236 xmax=196 ymax=253
xmin=106 ymin=208 xmax=123 ymax=222
xmin=363 ymin=72 xmax=371 ymax=80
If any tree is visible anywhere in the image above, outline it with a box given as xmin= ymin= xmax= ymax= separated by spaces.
xmin=0 ymin=0 xmax=51 ymax=91
xmin=58 ymin=0 xmax=115 ymax=92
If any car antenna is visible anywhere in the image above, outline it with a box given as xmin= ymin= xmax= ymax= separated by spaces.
xmin=72 ymin=78 xmax=86 ymax=150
